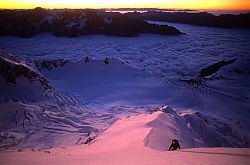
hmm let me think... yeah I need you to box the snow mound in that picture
[144,106,249,150]
[145,107,225,150]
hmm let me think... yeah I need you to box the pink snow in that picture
[1,112,249,165]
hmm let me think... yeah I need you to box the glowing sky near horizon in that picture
[1,0,250,10]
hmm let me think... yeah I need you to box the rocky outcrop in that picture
[35,59,69,71]
[0,8,183,38]
[180,59,237,86]
[198,59,237,78]
[0,50,52,90]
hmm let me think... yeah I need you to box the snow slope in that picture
[0,52,110,149]
[0,51,180,149]
[0,49,250,150]
[37,57,177,108]
[0,111,249,165]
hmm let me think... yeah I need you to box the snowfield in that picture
[0,51,249,150]
[1,111,249,165]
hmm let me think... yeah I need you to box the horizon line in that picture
[1,7,250,11]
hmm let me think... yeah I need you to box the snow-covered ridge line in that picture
[34,56,138,72]
[0,50,52,90]
[145,106,248,150]
[35,59,69,71]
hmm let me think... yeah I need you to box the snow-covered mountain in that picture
[0,49,249,150]
[0,8,183,38]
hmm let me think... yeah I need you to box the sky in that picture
[1,0,250,10]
